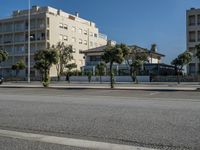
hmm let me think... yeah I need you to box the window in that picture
[189,63,196,74]
[189,15,195,26]
[78,28,82,34]
[72,37,76,43]
[189,31,196,42]
[79,39,82,44]
[59,35,63,41]
[198,31,200,42]
[90,56,101,62]
[84,30,87,35]
[94,33,98,38]
[90,41,93,47]
[72,26,76,32]
[95,43,98,47]
[63,36,68,41]
[47,17,50,28]
[84,40,87,45]
[198,15,200,25]
[90,32,93,37]
[63,24,68,30]
[59,23,63,28]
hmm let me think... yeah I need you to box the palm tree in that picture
[34,48,59,87]
[65,63,77,83]
[12,60,26,77]
[102,45,124,88]
[171,51,192,84]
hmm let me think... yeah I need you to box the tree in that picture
[125,47,148,82]
[171,51,192,84]
[0,49,8,65]
[96,62,106,83]
[87,71,92,83]
[0,50,8,78]
[54,42,74,81]
[65,63,77,83]
[12,60,26,77]
[34,48,58,87]
[102,45,124,88]
[196,44,200,75]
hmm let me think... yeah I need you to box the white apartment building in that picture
[0,6,107,78]
[186,8,200,75]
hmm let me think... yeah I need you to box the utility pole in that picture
[28,0,31,83]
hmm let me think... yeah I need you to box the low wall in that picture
[152,76,200,82]
[69,76,150,82]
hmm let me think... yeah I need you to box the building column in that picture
[93,66,95,76]
[116,65,119,76]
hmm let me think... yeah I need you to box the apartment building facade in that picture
[186,8,200,75]
[0,6,107,78]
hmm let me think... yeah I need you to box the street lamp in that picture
[28,0,31,83]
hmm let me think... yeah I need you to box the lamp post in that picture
[28,0,31,83]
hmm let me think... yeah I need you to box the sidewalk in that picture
[0,81,199,91]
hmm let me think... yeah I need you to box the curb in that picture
[0,85,198,91]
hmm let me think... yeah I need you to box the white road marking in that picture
[0,129,157,150]
[149,92,160,96]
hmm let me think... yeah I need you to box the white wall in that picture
[68,76,150,82]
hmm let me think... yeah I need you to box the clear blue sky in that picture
[1,0,200,63]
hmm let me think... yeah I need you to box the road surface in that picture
[0,88,199,150]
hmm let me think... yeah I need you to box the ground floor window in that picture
[189,63,196,74]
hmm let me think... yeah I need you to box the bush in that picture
[42,80,50,87]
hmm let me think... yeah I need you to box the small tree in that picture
[96,62,106,83]
[0,49,8,66]
[34,48,58,87]
[171,51,192,84]
[196,44,200,75]
[102,45,124,88]
[126,47,148,82]
[87,71,92,83]
[54,42,74,81]
[65,63,77,83]
[11,64,18,76]
[12,60,26,77]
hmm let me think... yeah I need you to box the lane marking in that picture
[149,92,160,96]
[0,129,157,150]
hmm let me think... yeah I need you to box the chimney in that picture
[150,44,157,52]
[75,12,79,17]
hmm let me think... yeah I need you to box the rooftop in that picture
[0,6,96,28]
[81,45,165,57]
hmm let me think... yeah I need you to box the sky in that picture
[0,0,200,63]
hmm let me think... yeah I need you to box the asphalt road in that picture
[0,88,200,150]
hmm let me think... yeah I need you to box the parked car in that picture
[0,76,4,84]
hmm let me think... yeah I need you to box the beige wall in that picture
[0,6,108,78]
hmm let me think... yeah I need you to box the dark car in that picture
[0,76,4,84]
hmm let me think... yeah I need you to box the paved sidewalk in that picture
[0,81,199,91]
